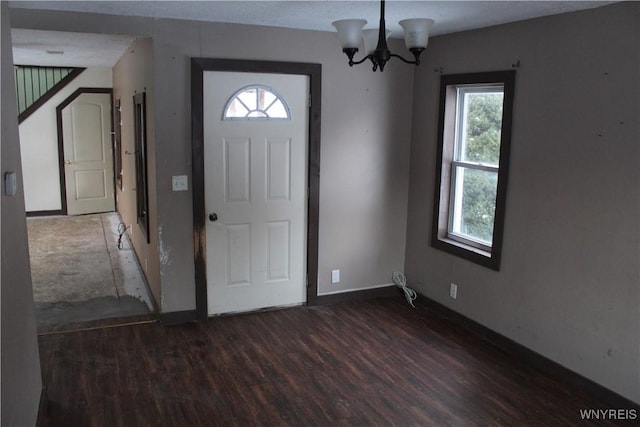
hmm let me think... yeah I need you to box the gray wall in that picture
[152,19,413,310]
[1,3,43,425]
[112,37,161,306]
[9,9,413,313]
[8,0,635,409]
[405,2,639,403]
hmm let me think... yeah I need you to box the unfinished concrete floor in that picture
[27,212,154,331]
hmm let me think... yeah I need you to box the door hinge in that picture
[308,92,312,107]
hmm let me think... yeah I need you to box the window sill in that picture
[443,236,491,257]
[432,236,500,271]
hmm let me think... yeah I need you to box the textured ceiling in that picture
[9,1,615,67]
[12,29,136,67]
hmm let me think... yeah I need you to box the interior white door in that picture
[62,92,115,215]
[204,71,309,315]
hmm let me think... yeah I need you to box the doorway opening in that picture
[11,29,153,332]
[27,212,155,333]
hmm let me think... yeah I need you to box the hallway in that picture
[27,212,154,332]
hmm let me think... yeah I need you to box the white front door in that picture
[62,92,115,215]
[204,71,309,315]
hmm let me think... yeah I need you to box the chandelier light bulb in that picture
[332,19,367,49]
[399,18,434,49]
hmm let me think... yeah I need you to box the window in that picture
[432,71,515,270]
[223,85,290,120]
[133,92,150,243]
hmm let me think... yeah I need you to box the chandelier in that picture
[332,0,434,72]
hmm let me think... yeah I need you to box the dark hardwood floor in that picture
[38,297,637,426]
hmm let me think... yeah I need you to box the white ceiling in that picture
[9,1,615,67]
[12,29,137,67]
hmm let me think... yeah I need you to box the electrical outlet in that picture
[450,283,458,299]
[331,269,340,284]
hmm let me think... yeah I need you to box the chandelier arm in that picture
[390,47,426,66]
[350,55,373,66]
[388,53,418,65]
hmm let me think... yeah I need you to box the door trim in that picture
[191,58,322,320]
[56,87,114,215]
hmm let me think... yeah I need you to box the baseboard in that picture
[315,285,400,305]
[26,209,64,217]
[414,294,640,409]
[159,310,197,325]
[36,386,47,427]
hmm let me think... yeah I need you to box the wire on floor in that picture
[117,222,129,250]
[392,272,417,308]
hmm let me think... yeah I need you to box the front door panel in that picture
[204,72,309,315]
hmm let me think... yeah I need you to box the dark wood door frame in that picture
[191,58,322,320]
[54,87,114,216]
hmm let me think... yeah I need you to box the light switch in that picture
[4,171,17,196]
[172,175,188,191]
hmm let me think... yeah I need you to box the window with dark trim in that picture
[133,92,150,243]
[432,71,515,270]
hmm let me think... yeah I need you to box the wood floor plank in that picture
[37,298,637,426]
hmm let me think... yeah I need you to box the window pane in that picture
[226,98,249,117]
[460,91,503,166]
[258,89,277,110]
[451,166,498,244]
[223,85,291,120]
[264,99,288,118]
[237,89,258,110]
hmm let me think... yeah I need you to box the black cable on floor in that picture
[117,222,128,249]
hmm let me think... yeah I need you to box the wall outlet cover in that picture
[450,283,458,299]
[331,269,340,284]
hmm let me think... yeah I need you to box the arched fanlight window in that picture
[223,85,291,120]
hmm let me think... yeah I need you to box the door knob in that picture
[209,212,218,222]
[65,160,72,164]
